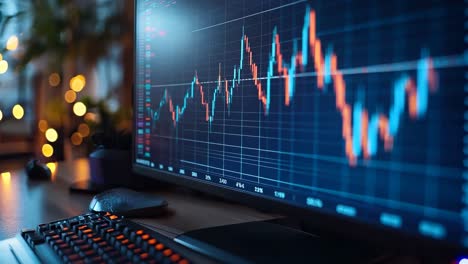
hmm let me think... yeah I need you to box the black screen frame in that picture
[131,0,464,256]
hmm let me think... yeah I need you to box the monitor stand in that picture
[175,219,387,263]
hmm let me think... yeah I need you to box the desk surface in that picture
[0,159,448,263]
[0,158,276,240]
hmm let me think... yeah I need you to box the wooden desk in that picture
[0,158,276,240]
[0,159,444,263]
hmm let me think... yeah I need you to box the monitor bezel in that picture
[132,0,463,255]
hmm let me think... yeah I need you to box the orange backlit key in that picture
[82,229,92,234]
[109,215,118,220]
[136,230,144,235]
[170,254,181,262]
[140,253,149,260]
[179,259,189,264]
[155,243,164,251]
[163,249,173,257]
[127,243,136,250]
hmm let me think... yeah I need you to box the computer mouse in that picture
[25,159,51,180]
[89,188,168,217]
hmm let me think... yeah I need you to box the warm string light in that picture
[0,60,8,74]
[38,120,48,132]
[73,102,87,116]
[1,172,11,184]
[12,104,24,119]
[71,132,83,146]
[42,144,54,157]
[78,123,90,137]
[70,75,86,92]
[49,73,61,87]
[46,162,58,181]
[6,35,18,51]
[46,162,57,172]
[84,112,97,122]
[64,90,77,103]
[39,122,58,158]
[45,128,58,142]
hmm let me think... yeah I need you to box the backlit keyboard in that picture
[20,212,215,264]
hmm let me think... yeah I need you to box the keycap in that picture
[89,236,103,244]
[69,219,79,227]
[114,220,126,230]
[85,255,103,263]
[163,249,173,257]
[24,232,45,246]
[78,249,96,258]
[61,231,75,239]
[78,228,93,237]
[74,224,87,232]
[90,220,105,228]
[58,248,74,257]
[98,245,114,254]
[66,235,79,243]
[63,253,81,262]
[37,224,48,232]
[74,244,92,252]
[70,239,86,248]
[46,234,60,244]
[170,254,181,262]
[155,243,165,251]
[178,259,190,264]
[136,233,151,245]
[43,230,57,236]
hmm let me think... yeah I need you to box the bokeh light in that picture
[6,35,18,51]
[70,75,86,92]
[42,144,54,157]
[71,132,83,146]
[12,104,24,120]
[84,112,97,122]
[64,90,77,103]
[49,73,61,87]
[1,172,11,184]
[45,128,58,142]
[46,162,56,172]
[38,120,48,132]
[0,60,8,74]
[46,162,57,176]
[0,110,3,121]
[73,102,87,116]
[78,123,90,137]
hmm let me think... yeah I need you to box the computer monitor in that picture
[133,0,467,251]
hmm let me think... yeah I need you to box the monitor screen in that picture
[134,0,467,248]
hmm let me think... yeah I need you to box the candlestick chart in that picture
[146,5,440,165]
[135,0,467,246]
